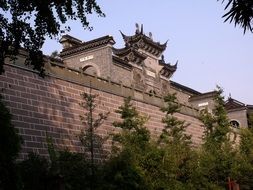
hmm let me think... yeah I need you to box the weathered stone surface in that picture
[0,64,203,159]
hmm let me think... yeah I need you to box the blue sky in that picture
[42,0,253,104]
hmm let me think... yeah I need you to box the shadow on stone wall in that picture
[0,65,83,158]
[0,62,204,159]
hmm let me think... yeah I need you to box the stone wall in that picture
[0,63,204,159]
[170,86,192,106]
[227,109,248,128]
[110,62,132,86]
[63,45,113,78]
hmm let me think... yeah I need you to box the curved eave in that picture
[142,35,167,51]
[159,61,177,71]
[120,30,131,43]
[113,47,147,60]
[61,36,115,57]
[130,34,166,51]
[120,31,166,52]
[159,67,177,78]
[112,47,129,56]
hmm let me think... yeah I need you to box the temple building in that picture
[59,24,253,129]
[1,25,252,157]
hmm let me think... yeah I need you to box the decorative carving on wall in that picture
[133,69,145,90]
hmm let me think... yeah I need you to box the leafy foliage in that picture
[102,150,150,190]
[200,87,231,147]
[79,89,109,189]
[220,0,253,33]
[151,93,195,189]
[19,153,49,190]
[0,0,104,75]
[54,151,92,190]
[108,95,196,190]
[197,87,237,189]
[79,90,109,160]
[234,125,253,189]
[0,95,22,190]
[19,150,93,190]
[5,90,253,189]
[0,95,21,161]
[159,93,191,145]
[112,97,150,148]
[104,97,151,189]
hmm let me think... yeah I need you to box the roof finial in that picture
[149,32,153,40]
[140,24,143,34]
[119,30,125,38]
[161,54,165,62]
[175,60,178,67]
[135,23,140,34]
[229,93,232,99]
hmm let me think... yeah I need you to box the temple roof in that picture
[225,97,247,110]
[120,24,167,57]
[60,34,82,45]
[158,55,177,78]
[60,35,115,57]
[113,47,146,58]
[224,97,253,112]
[112,47,147,65]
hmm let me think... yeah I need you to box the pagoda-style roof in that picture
[113,47,147,65]
[158,56,177,79]
[225,97,247,110]
[60,35,115,57]
[120,24,167,57]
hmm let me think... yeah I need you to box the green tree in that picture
[112,96,150,148]
[144,93,196,189]
[79,88,109,190]
[233,117,253,189]
[103,97,150,190]
[106,95,197,190]
[19,153,49,190]
[55,151,92,190]
[19,147,92,190]
[159,93,191,146]
[196,87,237,189]
[0,0,104,75]
[0,95,22,190]
[50,50,59,58]
[201,87,231,147]
[219,0,253,33]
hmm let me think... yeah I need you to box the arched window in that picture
[83,65,97,76]
[82,63,100,77]
[230,120,240,129]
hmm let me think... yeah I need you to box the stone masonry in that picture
[0,63,203,159]
[1,25,252,159]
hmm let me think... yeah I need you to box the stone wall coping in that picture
[5,61,200,118]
